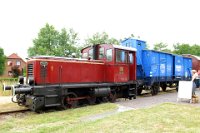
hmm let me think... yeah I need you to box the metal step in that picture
[45,103,61,107]
[45,95,58,98]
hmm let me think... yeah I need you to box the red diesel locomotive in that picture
[3,44,137,112]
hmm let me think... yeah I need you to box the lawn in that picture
[74,103,200,133]
[1,103,200,133]
[0,103,118,133]
[0,80,16,96]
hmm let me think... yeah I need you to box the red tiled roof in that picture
[7,53,21,59]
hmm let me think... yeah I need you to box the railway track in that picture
[0,109,30,116]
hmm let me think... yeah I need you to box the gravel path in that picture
[0,96,12,105]
[116,88,200,109]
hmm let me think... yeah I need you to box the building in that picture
[1,53,26,78]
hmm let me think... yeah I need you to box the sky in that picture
[0,0,200,59]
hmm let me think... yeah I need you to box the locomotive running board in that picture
[33,82,135,89]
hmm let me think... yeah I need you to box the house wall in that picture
[1,58,26,78]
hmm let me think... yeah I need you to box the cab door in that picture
[128,52,136,81]
[114,49,129,82]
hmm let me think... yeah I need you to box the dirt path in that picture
[0,96,12,105]
[116,89,200,109]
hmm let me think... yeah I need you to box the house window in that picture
[7,61,12,66]
[16,60,21,66]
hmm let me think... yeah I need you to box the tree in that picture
[191,44,200,56]
[153,42,171,52]
[173,43,200,56]
[11,65,21,78]
[56,28,79,57]
[173,43,192,55]
[85,32,119,46]
[28,23,79,57]
[0,48,6,75]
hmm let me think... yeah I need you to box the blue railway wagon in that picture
[173,55,184,79]
[121,38,192,95]
[173,55,192,81]
[142,50,173,83]
[182,57,192,80]
[140,50,174,94]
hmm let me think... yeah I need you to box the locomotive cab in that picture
[81,44,137,82]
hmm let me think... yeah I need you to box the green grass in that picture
[0,80,16,96]
[0,103,117,133]
[1,103,200,133]
[73,103,200,133]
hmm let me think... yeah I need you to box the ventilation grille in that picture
[28,64,34,76]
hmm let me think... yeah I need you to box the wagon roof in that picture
[182,54,200,60]
[113,45,137,52]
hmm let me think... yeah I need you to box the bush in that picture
[11,65,21,78]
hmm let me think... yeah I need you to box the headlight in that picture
[28,76,34,85]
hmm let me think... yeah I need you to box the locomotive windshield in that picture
[99,47,105,59]
[82,52,88,59]
[116,49,127,63]
[106,49,112,61]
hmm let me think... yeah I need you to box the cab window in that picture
[88,49,93,59]
[129,53,134,64]
[99,47,104,59]
[116,49,127,63]
[106,49,112,61]
[82,52,88,59]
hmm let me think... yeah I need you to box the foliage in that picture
[0,47,6,75]
[153,42,172,52]
[173,43,191,54]
[173,43,200,56]
[85,32,119,46]
[28,23,79,57]
[11,65,21,78]
[23,67,26,77]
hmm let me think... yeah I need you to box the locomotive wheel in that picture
[109,92,117,103]
[62,92,78,109]
[87,96,96,105]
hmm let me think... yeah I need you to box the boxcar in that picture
[121,38,192,95]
